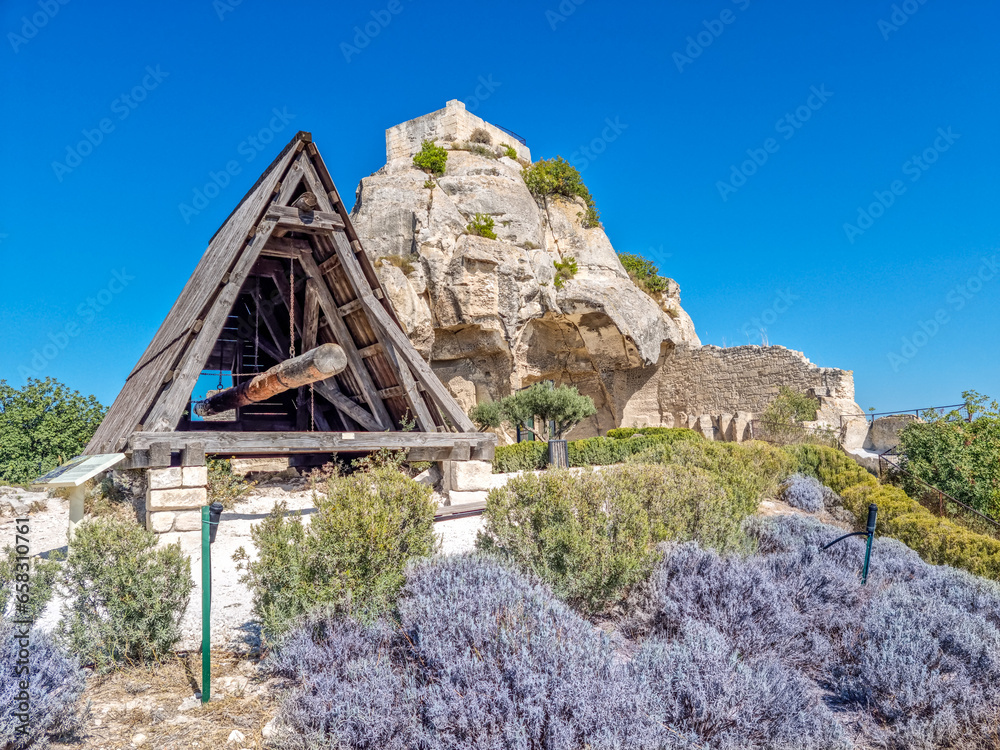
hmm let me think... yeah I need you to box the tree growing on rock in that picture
[469,382,596,440]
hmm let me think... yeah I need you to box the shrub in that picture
[0,546,62,622]
[234,467,437,641]
[478,469,654,612]
[468,127,492,145]
[552,256,578,289]
[412,139,447,174]
[783,443,878,494]
[423,178,434,189]
[267,556,672,749]
[377,254,416,275]
[762,385,820,425]
[522,156,601,227]
[465,212,496,239]
[0,378,106,486]
[491,440,548,473]
[898,390,1000,518]
[0,625,86,749]
[630,516,1000,748]
[606,426,701,441]
[501,143,517,159]
[58,517,192,670]
[468,399,502,431]
[637,439,795,513]
[617,252,669,296]
[473,382,597,442]
[841,482,1000,580]
[568,434,681,467]
[478,464,755,611]
[207,458,256,509]
[781,473,825,512]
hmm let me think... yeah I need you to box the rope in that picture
[288,259,296,358]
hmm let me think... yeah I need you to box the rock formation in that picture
[351,100,866,442]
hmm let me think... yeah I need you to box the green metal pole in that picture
[861,504,877,586]
[201,505,210,704]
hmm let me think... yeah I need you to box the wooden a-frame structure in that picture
[85,131,492,466]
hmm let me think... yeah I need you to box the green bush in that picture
[0,546,62,621]
[469,127,492,145]
[234,466,437,641]
[0,377,106,486]
[897,391,1000,518]
[841,483,1000,580]
[635,440,795,512]
[207,458,256,509]
[501,143,518,159]
[568,435,676,467]
[413,140,448,175]
[492,441,548,473]
[762,385,820,425]
[58,517,192,670]
[477,464,755,612]
[522,157,600,228]
[606,426,702,442]
[783,443,877,495]
[553,257,578,289]
[617,253,669,296]
[466,212,497,239]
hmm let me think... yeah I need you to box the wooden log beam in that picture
[193,344,347,417]
[129,430,496,457]
[291,191,320,212]
[262,237,311,258]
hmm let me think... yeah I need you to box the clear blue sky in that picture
[1,0,997,413]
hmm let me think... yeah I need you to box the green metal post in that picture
[861,504,877,586]
[201,504,210,704]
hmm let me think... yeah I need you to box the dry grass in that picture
[51,650,282,750]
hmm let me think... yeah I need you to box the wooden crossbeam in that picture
[262,237,311,258]
[266,205,345,233]
[312,380,381,431]
[129,430,496,458]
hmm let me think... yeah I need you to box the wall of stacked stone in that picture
[385,99,532,163]
[145,466,208,535]
[656,344,854,416]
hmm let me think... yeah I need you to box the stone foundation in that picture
[146,465,208,537]
[441,459,493,505]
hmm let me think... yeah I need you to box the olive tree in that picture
[469,382,596,440]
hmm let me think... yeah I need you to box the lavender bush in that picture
[780,473,825,512]
[0,623,86,749]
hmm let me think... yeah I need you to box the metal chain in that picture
[288,259,296,358]
[310,383,315,431]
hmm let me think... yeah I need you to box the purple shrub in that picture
[0,623,86,749]
[780,473,825,512]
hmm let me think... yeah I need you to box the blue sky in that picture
[1,0,997,413]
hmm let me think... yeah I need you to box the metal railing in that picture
[861,403,971,423]
[878,448,1000,534]
[495,124,527,145]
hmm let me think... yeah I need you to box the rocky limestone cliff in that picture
[351,100,865,441]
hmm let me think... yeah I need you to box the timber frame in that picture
[85,131,492,467]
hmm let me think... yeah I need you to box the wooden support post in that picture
[149,442,172,468]
[181,442,206,467]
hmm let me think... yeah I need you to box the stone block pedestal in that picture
[146,466,208,538]
[441,459,493,506]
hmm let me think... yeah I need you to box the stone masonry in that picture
[146,465,208,536]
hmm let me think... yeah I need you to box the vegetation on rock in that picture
[465,212,496,239]
[552,256,578,289]
[617,252,670,296]
[412,139,447,175]
[522,156,601,228]
[500,142,517,159]
[762,385,820,424]
[0,378,105,486]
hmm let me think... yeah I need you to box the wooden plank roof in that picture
[85,131,475,454]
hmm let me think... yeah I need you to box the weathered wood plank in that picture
[265,205,345,232]
[263,237,311,258]
[337,298,363,317]
[296,251,392,429]
[302,281,319,350]
[383,339,436,431]
[311,380,382,431]
[130,430,496,455]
